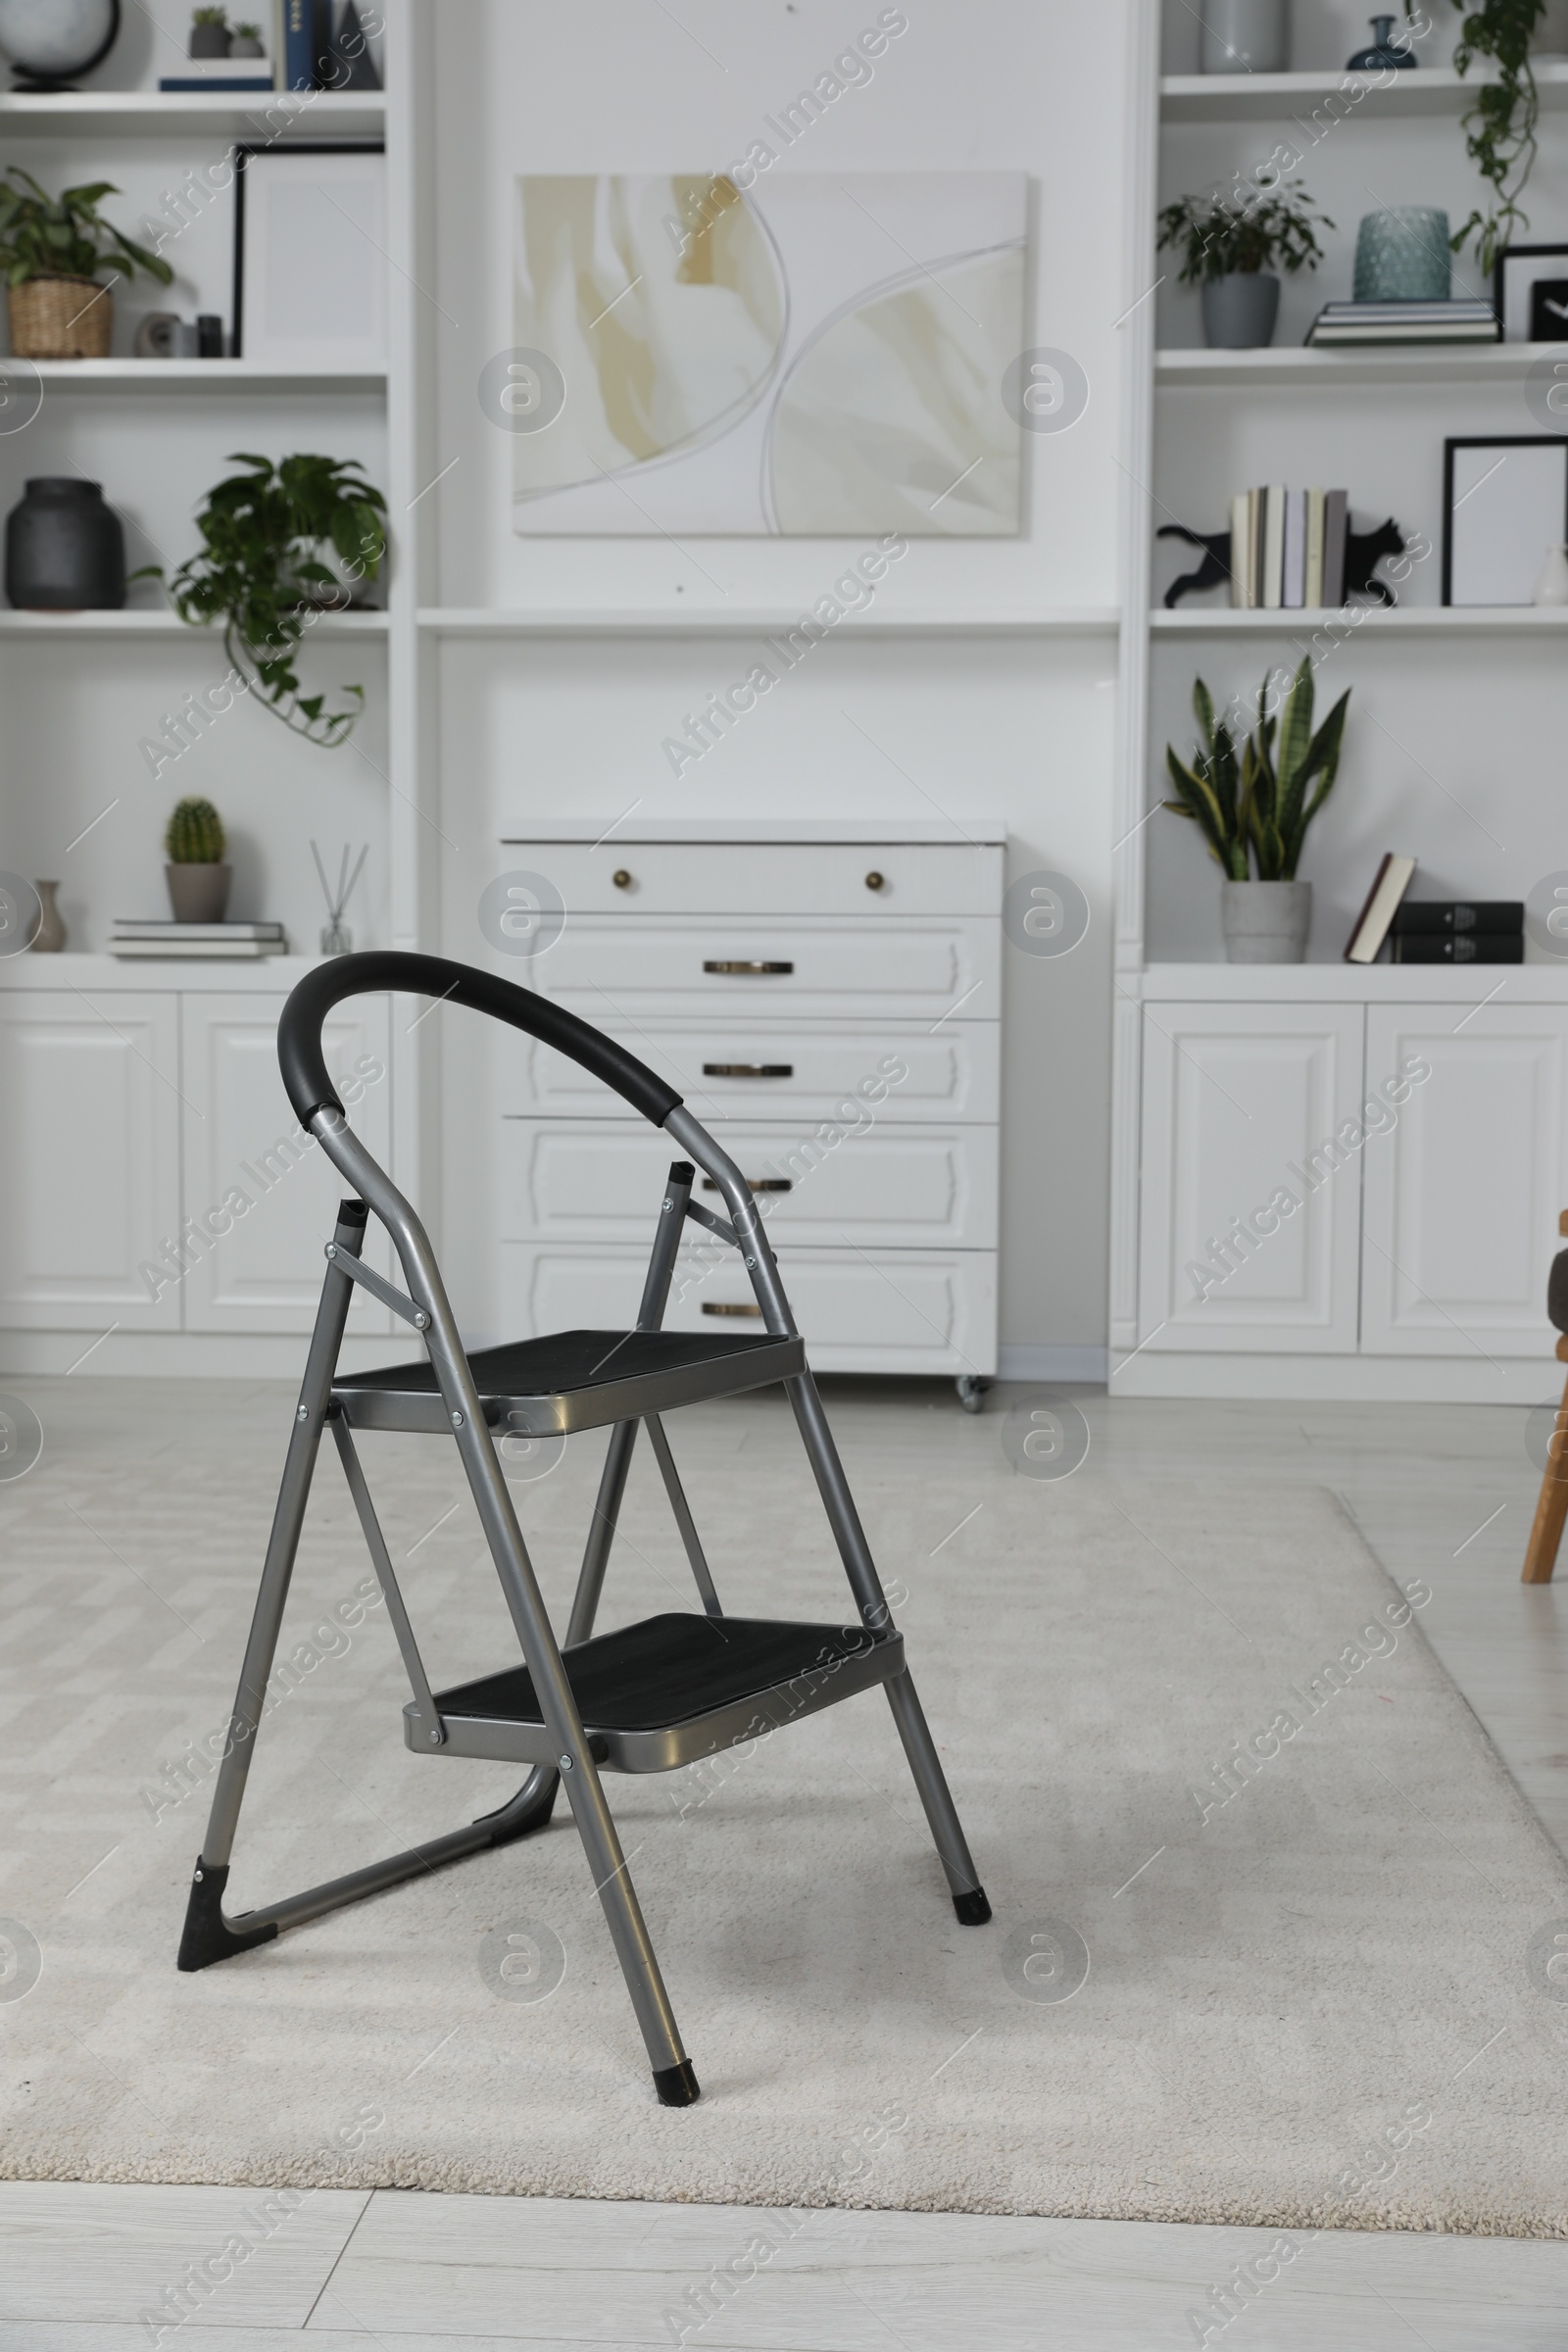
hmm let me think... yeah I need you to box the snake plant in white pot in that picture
[1164,658,1351,962]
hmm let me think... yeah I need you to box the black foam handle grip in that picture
[278,953,683,1129]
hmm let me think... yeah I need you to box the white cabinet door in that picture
[0,991,181,1330]
[178,995,394,1335]
[531,916,1001,1022]
[1362,1005,1564,1356]
[1138,1002,1366,1351]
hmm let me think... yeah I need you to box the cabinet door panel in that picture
[0,991,180,1329]
[1362,1007,1564,1355]
[179,996,393,1335]
[1138,1003,1365,1350]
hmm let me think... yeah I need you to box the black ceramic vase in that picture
[5,477,124,609]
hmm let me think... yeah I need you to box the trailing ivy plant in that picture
[143,454,388,748]
[1441,0,1548,274]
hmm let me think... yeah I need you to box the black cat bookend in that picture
[1157,517,1407,608]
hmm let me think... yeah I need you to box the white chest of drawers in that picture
[494,820,1004,1390]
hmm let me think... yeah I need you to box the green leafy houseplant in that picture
[1164,660,1351,881]
[1156,183,1334,284]
[1435,0,1548,272]
[165,797,225,864]
[0,166,172,287]
[149,455,388,747]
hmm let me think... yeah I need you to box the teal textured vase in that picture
[1353,208,1450,302]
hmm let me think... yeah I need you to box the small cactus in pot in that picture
[165,796,231,923]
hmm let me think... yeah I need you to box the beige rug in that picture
[2,1390,1567,2232]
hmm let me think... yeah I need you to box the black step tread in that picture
[437,1612,880,1733]
[334,1327,790,1401]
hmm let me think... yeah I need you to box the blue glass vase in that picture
[1348,14,1416,68]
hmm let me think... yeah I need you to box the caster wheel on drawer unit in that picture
[956,1376,990,1415]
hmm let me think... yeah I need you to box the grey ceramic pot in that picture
[1222,880,1311,963]
[1201,0,1290,72]
[1201,272,1281,350]
[166,862,231,922]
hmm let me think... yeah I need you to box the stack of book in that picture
[1306,299,1498,347]
[1229,487,1348,609]
[1393,901,1524,964]
[158,55,275,92]
[110,921,287,961]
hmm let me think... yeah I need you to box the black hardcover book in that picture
[312,0,335,86]
[1393,900,1524,936]
[1393,934,1524,963]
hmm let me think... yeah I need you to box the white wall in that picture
[417,0,1140,1363]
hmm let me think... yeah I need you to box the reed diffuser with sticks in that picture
[312,840,367,957]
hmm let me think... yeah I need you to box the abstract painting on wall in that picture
[506,172,1028,536]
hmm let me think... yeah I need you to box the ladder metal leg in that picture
[567,1417,638,1646]
[646,1413,722,1618]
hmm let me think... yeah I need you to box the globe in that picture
[0,0,120,86]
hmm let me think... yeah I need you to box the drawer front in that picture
[526,917,1000,1021]
[500,1120,999,1250]
[500,1242,999,1376]
[498,840,1003,917]
[497,1021,1001,1125]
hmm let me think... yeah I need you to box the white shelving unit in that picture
[1109,8,1568,1402]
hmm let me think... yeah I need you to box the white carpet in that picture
[2,1395,1567,2232]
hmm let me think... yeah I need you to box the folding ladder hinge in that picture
[324,1242,429,1329]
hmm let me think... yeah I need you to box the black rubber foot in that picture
[953,1886,993,1926]
[654,2058,702,2107]
[176,1859,278,1972]
[474,1770,560,1849]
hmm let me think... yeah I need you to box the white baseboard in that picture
[997,1344,1109,1384]
[1108,1350,1560,1404]
[0,1331,416,1379]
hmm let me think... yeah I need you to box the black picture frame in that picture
[1443,435,1568,606]
[1492,242,1568,342]
[231,140,386,361]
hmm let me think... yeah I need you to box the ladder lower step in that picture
[407,1612,905,1774]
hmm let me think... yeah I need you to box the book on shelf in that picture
[1227,485,1346,610]
[1306,299,1499,347]
[158,57,274,89]
[1392,901,1524,937]
[109,940,288,958]
[111,920,284,939]
[1393,933,1524,963]
[284,0,315,89]
[1345,854,1417,963]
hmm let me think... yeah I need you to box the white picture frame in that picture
[233,144,387,368]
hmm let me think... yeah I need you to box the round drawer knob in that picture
[612,869,633,890]
[865,870,886,893]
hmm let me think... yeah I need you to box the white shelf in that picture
[1140,961,1567,1003]
[1160,62,1568,122]
[0,89,384,138]
[0,953,327,990]
[418,606,1121,639]
[19,359,386,391]
[1156,344,1560,388]
[1152,606,1568,634]
[0,609,387,635]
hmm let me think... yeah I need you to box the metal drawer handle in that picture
[703,1176,792,1194]
[702,1300,764,1317]
[702,1062,794,1079]
[703,959,794,975]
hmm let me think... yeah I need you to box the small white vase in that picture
[1222,879,1311,963]
[1201,0,1290,74]
[1534,545,1568,607]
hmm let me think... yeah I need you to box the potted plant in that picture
[146,454,388,746]
[1157,181,1333,349]
[1440,0,1548,272]
[165,797,230,923]
[228,19,265,56]
[188,6,230,57]
[0,168,172,359]
[1164,659,1350,962]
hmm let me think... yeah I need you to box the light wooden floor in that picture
[5,1381,1568,2347]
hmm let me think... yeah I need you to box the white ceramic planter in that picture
[1222,879,1311,963]
[1201,0,1289,74]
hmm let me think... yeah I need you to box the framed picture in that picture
[1444,436,1568,606]
[1493,243,1568,342]
[233,144,387,366]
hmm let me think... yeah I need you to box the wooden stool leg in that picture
[1523,1367,1568,1584]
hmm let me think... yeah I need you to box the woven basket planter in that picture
[9,276,113,360]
